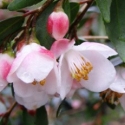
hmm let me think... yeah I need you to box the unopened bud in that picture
[47,11,69,40]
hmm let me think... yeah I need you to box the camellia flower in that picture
[7,43,59,108]
[51,39,117,99]
[47,11,69,40]
[0,53,13,91]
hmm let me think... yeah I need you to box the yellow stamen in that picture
[32,79,46,86]
[40,79,46,86]
[71,58,93,81]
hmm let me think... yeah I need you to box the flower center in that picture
[66,50,93,81]
[100,89,123,108]
[32,79,46,86]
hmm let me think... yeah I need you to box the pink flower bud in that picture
[47,11,69,40]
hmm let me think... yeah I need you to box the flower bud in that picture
[47,11,69,40]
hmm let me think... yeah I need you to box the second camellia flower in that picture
[51,39,118,99]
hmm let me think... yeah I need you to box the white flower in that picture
[7,43,59,109]
[51,39,117,99]
[0,53,13,91]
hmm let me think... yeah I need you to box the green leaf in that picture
[35,106,48,125]
[96,0,112,22]
[105,0,125,62]
[8,0,43,11]
[0,16,24,42]
[56,99,72,117]
[22,109,35,125]
[36,2,57,49]
[63,0,70,21]
[70,2,80,23]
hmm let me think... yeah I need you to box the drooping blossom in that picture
[0,53,13,91]
[7,43,59,109]
[47,11,69,40]
[51,39,117,99]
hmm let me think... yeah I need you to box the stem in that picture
[79,0,92,4]
[79,36,109,40]
[37,0,54,17]
[68,0,94,39]
[23,10,38,17]
[1,102,17,125]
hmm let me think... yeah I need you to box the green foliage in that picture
[36,2,57,49]
[105,0,125,62]
[8,0,43,11]
[70,2,80,23]
[22,109,35,125]
[22,106,48,125]
[96,0,112,22]
[35,106,48,125]
[63,0,70,21]
[0,16,24,42]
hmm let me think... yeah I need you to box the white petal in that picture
[58,55,73,99]
[73,42,117,58]
[15,91,49,110]
[119,94,125,111]
[7,53,27,83]
[43,63,59,95]
[16,51,54,83]
[110,67,125,93]
[80,50,116,92]
[13,79,36,97]
[0,79,8,91]
[50,39,74,58]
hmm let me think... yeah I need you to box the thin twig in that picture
[37,0,54,18]
[79,0,92,4]
[23,10,38,17]
[1,102,17,125]
[79,36,109,40]
[68,0,94,39]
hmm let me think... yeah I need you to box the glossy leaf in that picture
[70,2,79,23]
[96,0,112,22]
[22,109,35,125]
[56,99,72,117]
[35,106,48,125]
[105,0,125,62]
[0,16,24,42]
[8,0,43,11]
[63,0,70,22]
[36,2,57,49]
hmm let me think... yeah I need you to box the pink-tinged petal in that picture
[16,51,54,83]
[119,94,125,111]
[110,67,125,93]
[50,39,74,58]
[8,43,54,83]
[15,91,49,110]
[58,55,73,99]
[0,54,13,90]
[73,42,117,58]
[43,63,59,95]
[47,11,69,40]
[80,50,116,92]
[7,54,28,83]
[13,79,36,97]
